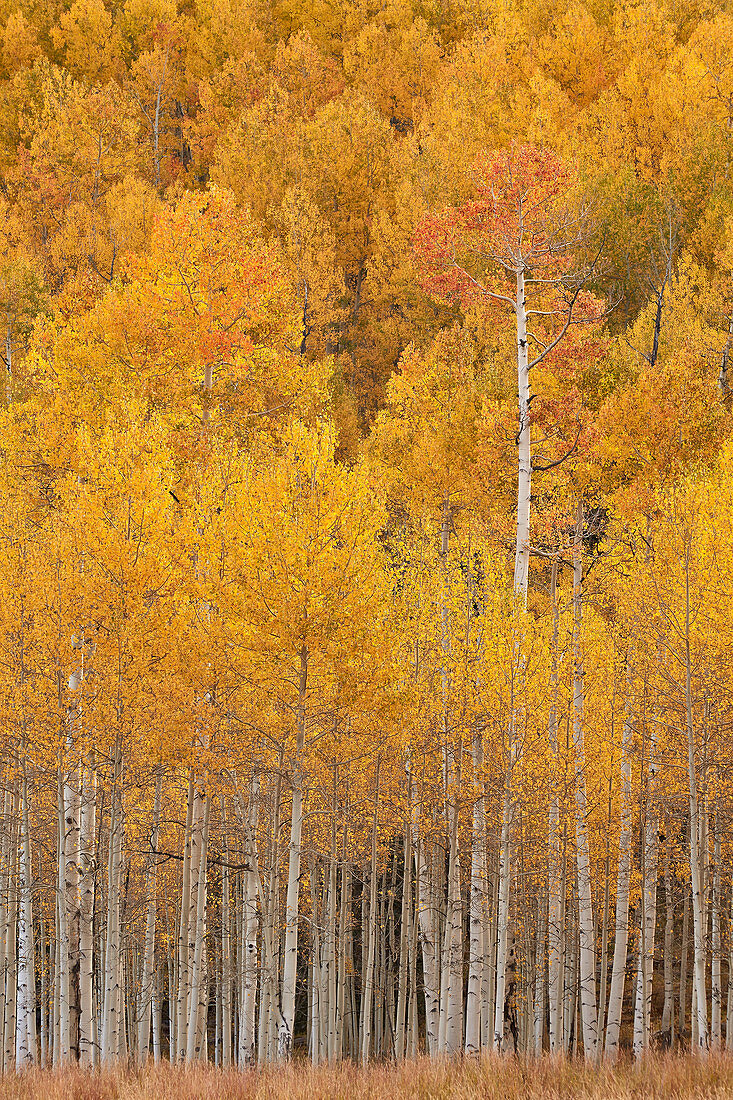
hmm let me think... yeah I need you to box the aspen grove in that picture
[2,0,733,1075]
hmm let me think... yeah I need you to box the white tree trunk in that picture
[360,767,379,1064]
[138,770,162,1063]
[440,778,463,1053]
[513,266,531,600]
[547,559,562,1054]
[711,819,722,1048]
[604,690,634,1061]
[101,750,124,1062]
[186,793,210,1061]
[494,780,512,1051]
[633,718,659,1059]
[78,765,96,1066]
[684,543,709,1051]
[465,733,486,1055]
[16,777,36,1067]
[412,772,439,1054]
[280,647,308,1058]
[571,501,598,1062]
[241,780,260,1065]
[660,846,675,1043]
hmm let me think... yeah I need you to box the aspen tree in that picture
[547,559,563,1054]
[360,762,380,1064]
[571,501,598,1061]
[683,528,709,1051]
[78,765,96,1066]
[280,646,308,1059]
[465,733,486,1055]
[633,701,659,1058]
[15,776,35,1068]
[138,771,162,1062]
[604,694,635,1061]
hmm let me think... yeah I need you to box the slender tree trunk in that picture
[101,749,124,1062]
[661,844,675,1044]
[684,538,709,1050]
[440,757,463,1054]
[360,764,380,1064]
[533,891,546,1055]
[326,779,338,1064]
[241,779,260,1064]
[571,501,598,1062]
[466,733,486,1055]
[633,710,659,1058]
[597,773,612,1051]
[680,882,690,1044]
[413,770,439,1054]
[56,771,70,1064]
[186,793,211,1061]
[605,689,634,1061]
[138,769,162,1063]
[547,559,563,1054]
[16,776,36,1068]
[78,765,96,1066]
[514,265,531,599]
[280,646,308,1058]
[711,816,722,1048]
[221,802,232,1067]
[721,880,726,1051]
[175,774,194,1060]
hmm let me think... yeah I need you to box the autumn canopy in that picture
[0,0,731,1073]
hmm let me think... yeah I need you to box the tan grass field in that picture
[0,1056,732,1100]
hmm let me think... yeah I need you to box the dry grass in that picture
[1,1055,733,1100]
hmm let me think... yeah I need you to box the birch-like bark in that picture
[494,782,512,1051]
[633,711,659,1058]
[604,692,634,1061]
[4,825,17,1074]
[184,781,205,1058]
[661,844,675,1044]
[482,844,497,1050]
[571,501,598,1062]
[679,882,689,1041]
[241,779,260,1064]
[412,771,439,1053]
[721,880,726,1051]
[138,769,162,1063]
[465,732,486,1055]
[16,776,36,1067]
[360,764,379,1064]
[280,646,308,1058]
[684,538,709,1050]
[78,765,96,1066]
[56,771,70,1064]
[597,773,612,1051]
[336,824,348,1061]
[101,749,124,1062]
[514,265,531,599]
[711,816,722,1048]
[186,793,210,1061]
[221,803,232,1067]
[547,559,562,1053]
[40,915,48,1068]
[533,893,546,1055]
[326,778,338,1064]
[440,760,463,1053]
[394,816,411,1059]
[0,789,12,1075]
[175,773,194,1060]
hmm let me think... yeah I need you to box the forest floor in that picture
[0,1055,732,1100]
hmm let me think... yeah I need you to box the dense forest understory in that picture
[1,0,733,1074]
